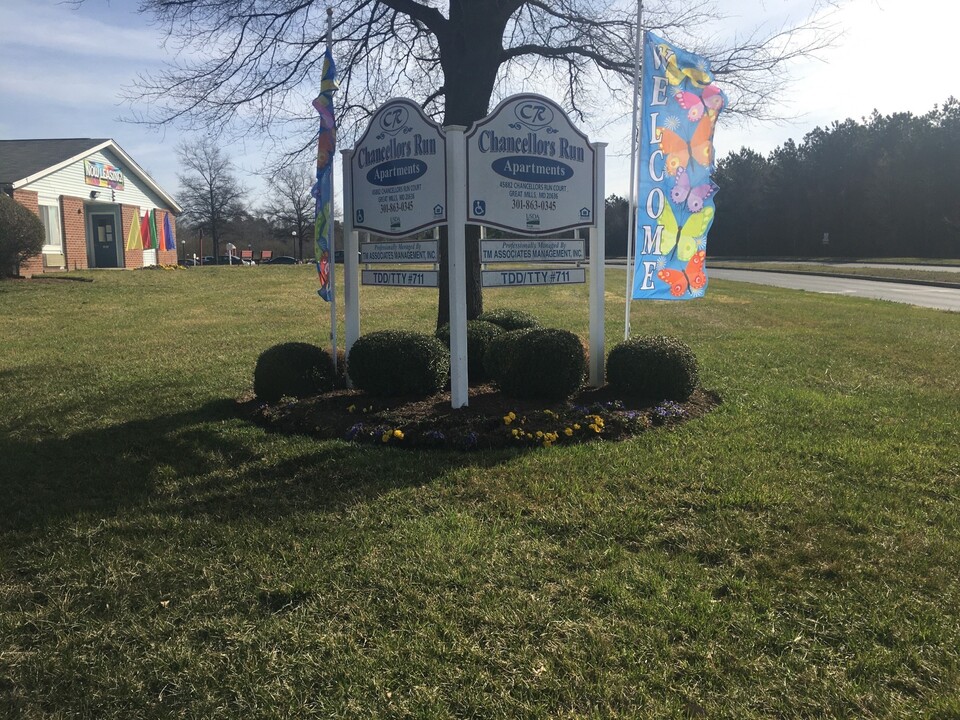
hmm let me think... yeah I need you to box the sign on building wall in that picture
[83,159,125,190]
[351,98,447,237]
[466,94,595,235]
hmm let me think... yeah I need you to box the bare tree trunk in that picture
[434,2,508,329]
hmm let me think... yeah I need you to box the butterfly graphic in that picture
[674,84,725,122]
[657,250,707,297]
[657,115,717,175]
[671,166,718,213]
[657,200,714,262]
[656,44,713,87]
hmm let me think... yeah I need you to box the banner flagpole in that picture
[326,8,338,374]
[624,0,644,340]
[312,9,338,371]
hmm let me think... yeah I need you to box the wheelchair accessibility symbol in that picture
[472,200,486,216]
[356,209,364,223]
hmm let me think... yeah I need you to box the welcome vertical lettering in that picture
[632,33,726,301]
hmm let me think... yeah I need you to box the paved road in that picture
[750,261,960,273]
[709,269,960,312]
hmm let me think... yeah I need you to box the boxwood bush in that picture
[435,319,503,383]
[482,328,532,384]
[606,335,700,401]
[254,342,335,402]
[348,330,449,396]
[476,308,541,331]
[487,327,585,400]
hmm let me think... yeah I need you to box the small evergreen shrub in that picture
[435,320,503,383]
[254,342,335,401]
[348,330,449,396]
[489,327,586,400]
[482,327,534,384]
[477,308,541,331]
[606,335,700,401]
[0,192,44,277]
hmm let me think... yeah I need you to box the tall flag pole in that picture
[631,33,725,302]
[313,8,338,372]
[624,0,644,339]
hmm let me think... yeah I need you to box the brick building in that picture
[0,139,182,276]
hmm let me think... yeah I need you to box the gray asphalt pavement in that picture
[708,268,960,312]
[751,261,960,273]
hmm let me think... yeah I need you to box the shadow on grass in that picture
[0,399,519,532]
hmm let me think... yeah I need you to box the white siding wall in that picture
[20,148,174,211]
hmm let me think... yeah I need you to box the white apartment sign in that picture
[361,270,439,287]
[351,98,447,237]
[360,240,438,264]
[466,94,595,234]
[481,239,585,263]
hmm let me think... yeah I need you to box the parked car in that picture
[264,255,299,265]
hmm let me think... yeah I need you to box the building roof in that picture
[0,138,181,214]
[0,138,109,185]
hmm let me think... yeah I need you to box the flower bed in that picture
[241,383,720,451]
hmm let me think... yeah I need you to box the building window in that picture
[39,203,63,252]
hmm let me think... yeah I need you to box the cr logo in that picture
[378,104,409,135]
[514,101,554,130]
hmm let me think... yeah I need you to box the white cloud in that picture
[0,1,169,63]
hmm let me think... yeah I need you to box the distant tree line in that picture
[709,98,960,258]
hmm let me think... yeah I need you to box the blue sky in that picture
[2,0,956,203]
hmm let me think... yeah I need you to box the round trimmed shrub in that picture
[606,335,699,401]
[482,328,533,383]
[254,342,335,401]
[476,308,541,331]
[489,327,586,400]
[435,320,503,383]
[348,330,449,396]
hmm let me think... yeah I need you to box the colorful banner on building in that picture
[125,213,142,251]
[84,159,125,190]
[311,48,337,302]
[149,209,159,250]
[139,212,152,251]
[163,213,176,251]
[633,33,726,300]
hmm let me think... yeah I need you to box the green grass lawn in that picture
[2,266,959,718]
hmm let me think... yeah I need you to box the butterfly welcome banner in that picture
[633,33,726,300]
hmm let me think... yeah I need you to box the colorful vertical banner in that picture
[633,33,726,300]
[139,212,152,251]
[149,209,159,250]
[311,48,337,302]
[163,213,176,251]
[125,213,142,251]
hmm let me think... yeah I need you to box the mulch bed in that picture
[240,383,721,451]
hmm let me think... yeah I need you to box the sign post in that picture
[445,126,469,409]
[340,148,360,384]
[589,142,606,387]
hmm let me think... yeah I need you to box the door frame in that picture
[86,204,123,268]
